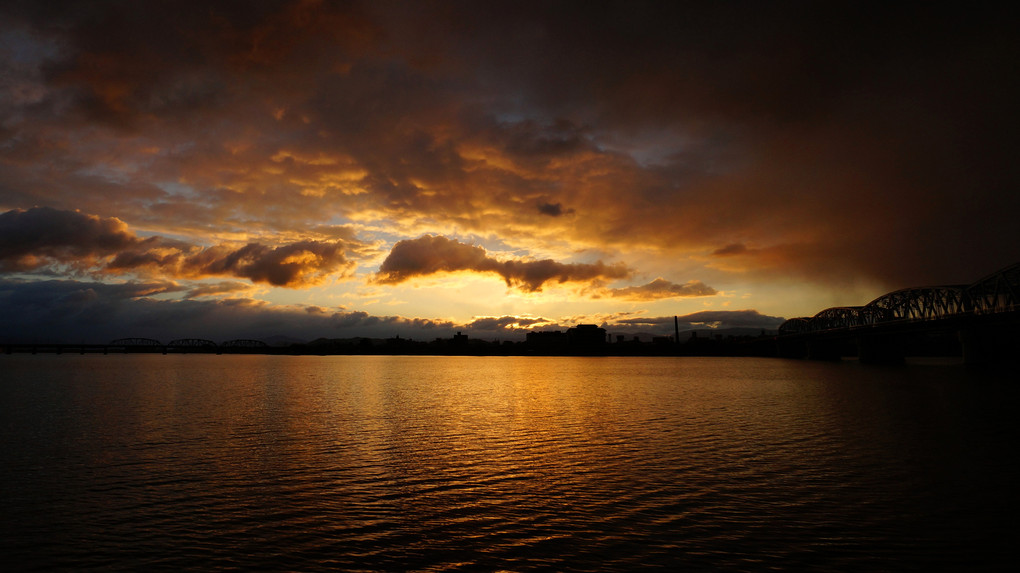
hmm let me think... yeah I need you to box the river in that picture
[1,355,1016,571]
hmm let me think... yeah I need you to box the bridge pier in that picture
[857,333,905,365]
[806,338,844,361]
[959,327,1020,366]
[776,337,809,359]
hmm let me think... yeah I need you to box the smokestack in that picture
[674,316,680,344]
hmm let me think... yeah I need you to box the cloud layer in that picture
[0,277,768,344]
[1,207,358,286]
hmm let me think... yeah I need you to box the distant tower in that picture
[674,316,680,345]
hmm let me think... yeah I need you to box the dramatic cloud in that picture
[1,207,358,287]
[606,278,717,300]
[375,235,631,292]
[0,207,138,271]
[2,1,1019,331]
[111,240,357,287]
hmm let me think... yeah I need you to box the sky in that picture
[2,0,1019,344]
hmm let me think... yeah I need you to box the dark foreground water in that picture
[1,355,1017,571]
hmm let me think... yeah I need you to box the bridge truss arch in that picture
[864,285,969,321]
[778,317,812,335]
[167,338,218,349]
[221,339,268,348]
[965,262,1020,314]
[109,338,163,347]
[809,306,893,331]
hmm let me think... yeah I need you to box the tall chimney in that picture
[674,316,680,344]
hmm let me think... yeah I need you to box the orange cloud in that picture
[125,240,356,287]
[375,234,631,292]
[184,281,255,299]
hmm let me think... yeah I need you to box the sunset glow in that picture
[2,1,1017,343]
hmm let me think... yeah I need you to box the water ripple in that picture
[1,355,1017,571]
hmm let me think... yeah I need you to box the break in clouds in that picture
[0,277,770,344]
[0,207,726,342]
[2,207,712,299]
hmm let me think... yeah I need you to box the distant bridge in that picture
[777,262,1020,364]
[222,339,269,349]
[3,338,272,355]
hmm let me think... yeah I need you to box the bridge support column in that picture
[857,333,905,365]
[776,337,809,359]
[806,338,843,361]
[959,327,1020,366]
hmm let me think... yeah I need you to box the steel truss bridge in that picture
[777,262,1020,364]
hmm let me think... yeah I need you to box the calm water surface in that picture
[1,355,1017,571]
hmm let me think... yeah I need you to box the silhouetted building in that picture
[526,330,568,347]
[452,331,468,345]
[566,324,606,346]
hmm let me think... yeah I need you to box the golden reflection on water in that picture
[1,354,1016,570]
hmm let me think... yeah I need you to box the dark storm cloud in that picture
[0,206,138,271]
[0,277,186,342]
[375,235,630,292]
[371,1,1020,287]
[1,207,359,287]
[2,0,1018,297]
[2,0,377,129]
